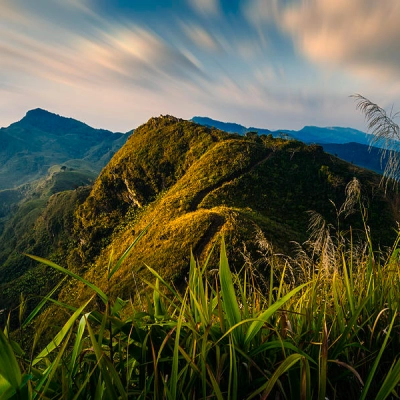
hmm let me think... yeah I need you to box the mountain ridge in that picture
[1,115,396,333]
[1,113,399,336]
[191,116,395,173]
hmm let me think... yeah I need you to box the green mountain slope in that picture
[2,115,399,331]
[0,185,91,322]
[0,108,130,241]
[57,117,400,307]
[0,108,129,190]
[0,109,132,322]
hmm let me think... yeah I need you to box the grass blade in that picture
[170,292,187,399]
[25,254,108,304]
[219,236,243,344]
[360,310,397,400]
[318,318,328,400]
[247,354,303,400]
[108,222,151,280]
[32,296,94,366]
[244,283,309,347]
[375,357,400,400]
[0,329,21,392]
[23,277,66,327]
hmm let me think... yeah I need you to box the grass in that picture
[2,115,398,337]
[2,191,400,400]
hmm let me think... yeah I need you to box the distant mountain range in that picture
[191,116,272,136]
[0,108,129,190]
[191,116,389,174]
[191,116,371,144]
[0,109,131,309]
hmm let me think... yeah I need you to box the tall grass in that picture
[1,196,400,399]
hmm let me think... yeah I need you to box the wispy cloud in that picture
[280,0,400,82]
[188,0,221,17]
[243,0,281,24]
[181,23,221,52]
[0,1,214,129]
[1,0,394,132]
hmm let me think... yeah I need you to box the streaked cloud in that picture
[243,0,281,24]
[279,0,400,81]
[181,23,221,52]
[0,1,212,128]
[1,0,398,133]
[188,0,220,17]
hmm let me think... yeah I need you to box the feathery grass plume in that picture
[339,177,362,218]
[255,227,296,286]
[289,241,314,282]
[305,210,336,271]
[353,94,400,189]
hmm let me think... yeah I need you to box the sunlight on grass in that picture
[1,187,400,398]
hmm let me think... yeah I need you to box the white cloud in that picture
[0,3,207,90]
[0,1,213,130]
[2,0,396,134]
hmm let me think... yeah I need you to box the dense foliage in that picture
[62,116,398,309]
[0,108,131,326]
[2,202,400,399]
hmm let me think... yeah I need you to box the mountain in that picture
[283,126,370,145]
[0,108,129,190]
[191,116,271,135]
[0,107,131,238]
[191,116,394,174]
[321,142,388,174]
[191,116,372,145]
[2,115,399,334]
[0,109,133,322]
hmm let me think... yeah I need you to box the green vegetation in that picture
[2,115,399,334]
[0,108,128,190]
[0,184,91,327]
[2,198,400,398]
[0,107,130,327]
[61,116,398,309]
[2,109,400,398]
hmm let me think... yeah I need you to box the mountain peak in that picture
[18,108,89,134]
[25,108,53,117]
[144,115,184,129]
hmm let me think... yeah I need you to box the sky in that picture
[1,0,400,133]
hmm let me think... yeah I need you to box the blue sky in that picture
[1,0,400,132]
